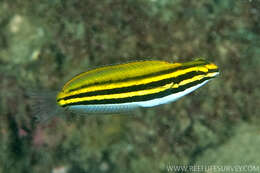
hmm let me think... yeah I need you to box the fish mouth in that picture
[206,70,220,79]
[212,71,220,77]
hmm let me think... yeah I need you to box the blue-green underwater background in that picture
[0,0,259,172]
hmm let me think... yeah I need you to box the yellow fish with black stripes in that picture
[30,58,219,121]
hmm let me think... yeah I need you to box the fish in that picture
[30,58,219,121]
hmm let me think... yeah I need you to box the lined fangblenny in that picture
[31,58,219,121]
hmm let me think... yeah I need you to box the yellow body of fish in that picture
[31,58,219,121]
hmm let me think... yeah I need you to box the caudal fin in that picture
[27,90,63,122]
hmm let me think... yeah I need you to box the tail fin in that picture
[27,90,64,122]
